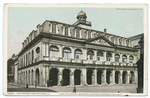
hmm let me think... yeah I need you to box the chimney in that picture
[104,28,107,33]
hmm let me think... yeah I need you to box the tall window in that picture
[106,52,111,61]
[52,24,56,34]
[115,54,120,62]
[49,46,59,57]
[74,49,82,59]
[122,55,127,63]
[115,37,118,45]
[32,50,34,63]
[97,51,103,61]
[129,55,134,63]
[63,47,71,59]
[88,31,91,38]
[36,47,40,58]
[26,54,28,66]
[65,27,68,36]
[28,52,30,64]
[76,29,80,38]
[87,50,94,60]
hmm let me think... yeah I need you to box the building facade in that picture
[17,11,138,87]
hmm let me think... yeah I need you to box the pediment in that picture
[91,38,112,46]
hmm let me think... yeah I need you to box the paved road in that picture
[7,83,137,93]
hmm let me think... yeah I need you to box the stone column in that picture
[45,66,49,87]
[42,42,45,57]
[126,70,130,84]
[112,52,115,62]
[62,25,65,35]
[59,46,62,58]
[83,48,87,60]
[68,26,70,36]
[57,68,63,86]
[93,50,97,61]
[103,51,106,61]
[119,70,123,84]
[56,24,59,34]
[42,66,46,86]
[119,54,123,63]
[70,68,75,86]
[81,68,87,86]
[71,47,75,59]
[110,70,115,84]
[94,68,98,85]
[101,69,106,85]
[45,42,49,57]
[127,54,130,63]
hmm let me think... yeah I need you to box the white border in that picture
[2,3,148,96]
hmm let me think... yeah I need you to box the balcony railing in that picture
[39,56,136,66]
[72,59,82,63]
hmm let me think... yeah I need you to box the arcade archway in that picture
[74,70,81,85]
[49,68,58,86]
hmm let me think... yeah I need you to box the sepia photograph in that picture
[3,3,148,96]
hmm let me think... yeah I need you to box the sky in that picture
[7,7,143,59]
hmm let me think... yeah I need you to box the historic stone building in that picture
[17,10,138,87]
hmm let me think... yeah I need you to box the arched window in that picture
[106,52,111,61]
[76,29,80,38]
[115,54,120,62]
[52,24,56,34]
[74,49,82,59]
[129,55,134,63]
[97,51,103,61]
[122,55,127,63]
[36,47,40,58]
[87,50,94,60]
[88,31,91,38]
[63,47,71,59]
[49,46,59,57]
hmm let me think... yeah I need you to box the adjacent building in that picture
[17,10,139,87]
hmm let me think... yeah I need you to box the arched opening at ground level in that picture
[115,71,120,84]
[74,70,81,85]
[122,71,127,84]
[106,71,111,84]
[35,68,40,86]
[129,71,135,84]
[49,68,58,86]
[97,70,103,84]
[87,69,93,85]
[62,69,70,86]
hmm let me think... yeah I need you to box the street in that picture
[7,83,137,93]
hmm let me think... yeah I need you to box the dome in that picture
[77,10,87,19]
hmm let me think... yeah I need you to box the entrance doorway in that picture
[74,70,81,85]
[87,70,93,85]
[49,68,58,86]
[63,69,70,86]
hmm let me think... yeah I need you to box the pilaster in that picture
[70,68,75,86]
[58,68,63,86]
[101,69,106,85]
